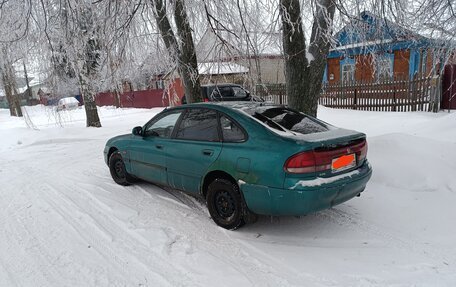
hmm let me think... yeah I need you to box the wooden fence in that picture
[319,75,441,112]
[256,75,441,112]
[256,84,288,105]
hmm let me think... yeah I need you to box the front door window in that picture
[144,111,182,138]
[130,110,183,185]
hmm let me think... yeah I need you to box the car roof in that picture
[169,101,285,114]
[212,101,285,111]
[201,83,243,88]
[59,97,79,103]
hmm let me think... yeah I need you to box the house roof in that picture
[196,28,282,62]
[198,62,248,75]
[328,11,440,58]
[335,11,421,46]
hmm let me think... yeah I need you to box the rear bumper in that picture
[240,160,372,216]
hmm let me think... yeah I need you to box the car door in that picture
[129,110,183,185]
[166,108,222,193]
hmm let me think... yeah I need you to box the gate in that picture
[441,64,456,110]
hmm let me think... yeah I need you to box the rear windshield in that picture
[207,86,249,100]
[247,107,329,134]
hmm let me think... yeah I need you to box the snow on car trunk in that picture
[1,105,456,286]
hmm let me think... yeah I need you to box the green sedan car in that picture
[104,102,372,229]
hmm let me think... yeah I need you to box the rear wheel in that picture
[206,179,246,230]
[109,151,135,186]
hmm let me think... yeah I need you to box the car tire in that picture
[109,151,135,186]
[206,179,246,230]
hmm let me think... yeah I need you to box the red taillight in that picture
[359,141,368,163]
[284,139,368,174]
[284,151,316,173]
[204,98,209,102]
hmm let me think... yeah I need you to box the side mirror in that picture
[132,126,143,136]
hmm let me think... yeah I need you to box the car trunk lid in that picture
[283,128,368,178]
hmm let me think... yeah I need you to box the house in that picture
[160,62,250,106]
[325,11,452,84]
[0,96,8,109]
[6,75,50,106]
[198,62,249,84]
[158,28,285,106]
[195,28,285,85]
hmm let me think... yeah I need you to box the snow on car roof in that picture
[58,97,79,104]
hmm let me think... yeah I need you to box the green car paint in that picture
[104,102,372,216]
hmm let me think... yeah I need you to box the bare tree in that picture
[280,0,335,117]
[42,1,102,127]
[0,49,22,117]
[0,0,33,117]
[74,5,102,127]
[151,0,202,103]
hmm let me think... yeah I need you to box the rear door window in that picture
[175,109,220,141]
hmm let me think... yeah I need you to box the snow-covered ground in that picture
[1,105,456,286]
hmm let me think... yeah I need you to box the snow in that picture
[1,105,456,286]
[291,170,361,189]
[198,62,248,75]
[331,38,394,51]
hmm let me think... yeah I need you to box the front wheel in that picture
[109,151,135,186]
[206,179,246,230]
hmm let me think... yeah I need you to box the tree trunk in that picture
[108,50,122,108]
[23,61,32,105]
[1,63,22,117]
[307,0,336,117]
[113,88,121,108]
[76,6,102,128]
[151,0,201,103]
[280,0,310,113]
[174,0,201,103]
[280,0,335,117]
[79,73,101,127]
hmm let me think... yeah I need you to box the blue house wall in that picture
[325,11,443,83]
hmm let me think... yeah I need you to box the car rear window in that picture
[247,107,329,134]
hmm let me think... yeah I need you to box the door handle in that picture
[202,149,214,156]
[156,144,163,149]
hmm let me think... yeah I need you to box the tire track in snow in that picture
[154,191,326,286]
[110,182,323,286]
[102,183,264,285]
[38,181,195,287]
[0,255,17,286]
[0,165,67,286]
[35,183,152,284]
[83,182,278,286]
